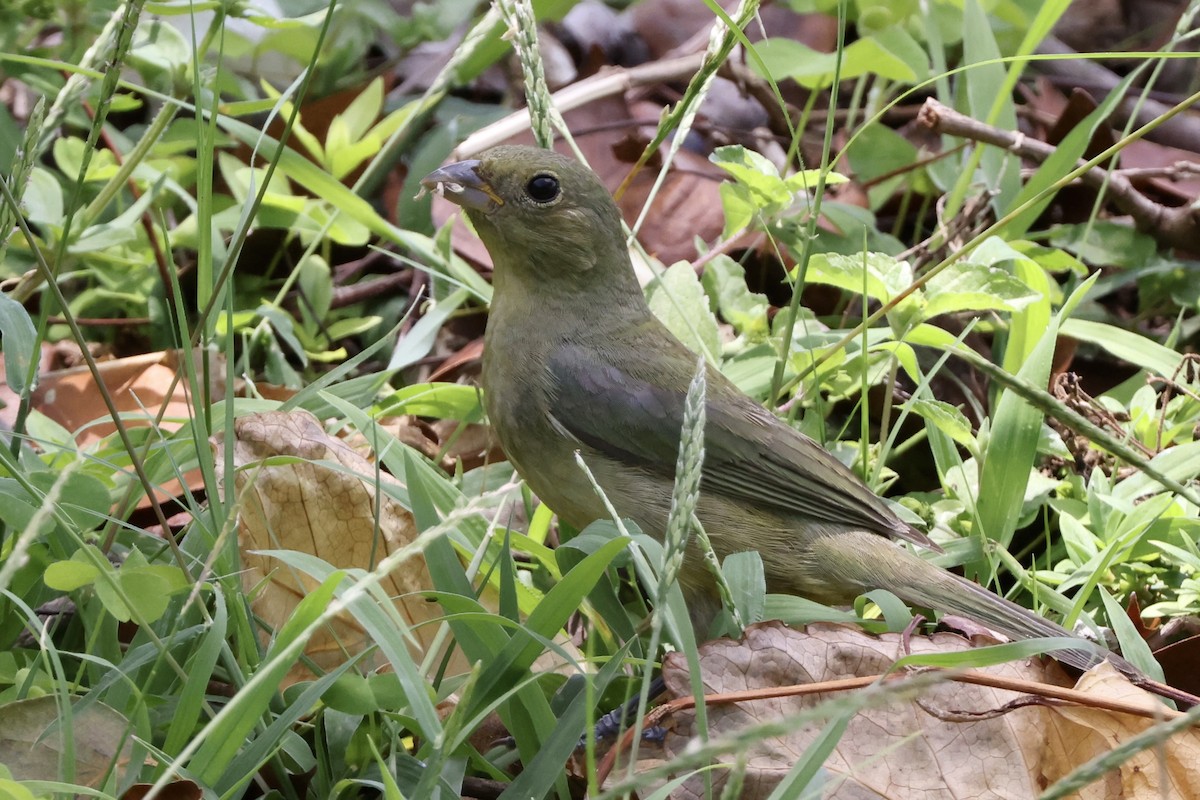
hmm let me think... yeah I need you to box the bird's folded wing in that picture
[546,345,935,549]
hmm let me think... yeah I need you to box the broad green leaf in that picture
[923,261,1040,318]
[855,0,920,32]
[804,252,912,303]
[846,123,923,209]
[29,470,110,534]
[1047,221,1157,269]
[22,167,62,227]
[718,181,757,237]
[710,144,782,184]
[43,557,100,591]
[701,255,769,338]
[906,399,977,449]
[324,673,377,715]
[109,568,174,623]
[127,18,192,81]
[648,261,721,363]
[0,292,36,395]
[754,35,918,88]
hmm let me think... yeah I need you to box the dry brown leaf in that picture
[639,621,1197,799]
[214,409,469,685]
[21,349,224,511]
[0,695,134,785]
[32,349,222,448]
[1043,663,1200,797]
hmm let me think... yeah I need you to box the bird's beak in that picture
[420,160,505,213]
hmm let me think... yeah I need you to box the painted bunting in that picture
[421,145,1120,672]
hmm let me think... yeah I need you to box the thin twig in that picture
[917,98,1200,250]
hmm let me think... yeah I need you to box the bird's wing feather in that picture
[546,342,934,548]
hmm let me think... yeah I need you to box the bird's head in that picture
[422,146,633,287]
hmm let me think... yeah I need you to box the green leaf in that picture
[923,260,1040,318]
[846,123,922,209]
[214,114,492,301]
[961,0,1020,209]
[1047,221,1157,269]
[870,26,929,78]
[324,672,378,715]
[325,316,383,340]
[648,262,721,363]
[22,167,62,228]
[111,568,173,623]
[701,255,769,338]
[298,253,332,322]
[717,182,757,238]
[974,264,1059,550]
[43,557,100,591]
[381,382,484,422]
[257,303,307,366]
[388,287,470,370]
[906,399,977,450]
[336,77,383,144]
[710,145,790,206]
[1004,71,1139,236]
[466,536,631,715]
[754,35,919,88]
[804,252,912,303]
[1060,319,1185,378]
[128,18,191,83]
[0,292,36,395]
[29,470,110,534]
[1113,441,1200,503]
[723,551,765,625]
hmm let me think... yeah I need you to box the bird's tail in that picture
[812,531,1138,676]
[893,565,1124,673]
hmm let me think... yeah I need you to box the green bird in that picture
[422,145,1120,673]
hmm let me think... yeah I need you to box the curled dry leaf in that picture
[33,349,224,448]
[641,621,1198,800]
[21,349,225,511]
[213,410,468,685]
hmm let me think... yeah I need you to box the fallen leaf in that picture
[639,621,1198,799]
[0,695,134,786]
[29,349,223,511]
[214,409,469,685]
[32,349,223,448]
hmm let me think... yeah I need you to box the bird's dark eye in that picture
[526,174,560,203]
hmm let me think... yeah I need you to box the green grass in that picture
[0,0,1198,797]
